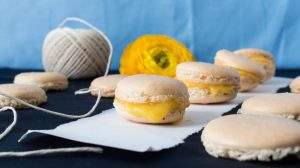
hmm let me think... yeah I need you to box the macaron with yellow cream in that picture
[113,74,190,124]
[176,62,240,104]
[234,48,275,81]
[215,50,265,92]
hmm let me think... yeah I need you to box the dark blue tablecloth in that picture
[0,69,299,168]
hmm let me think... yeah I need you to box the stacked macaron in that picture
[113,74,190,124]
[176,62,240,104]
[234,48,275,81]
[215,50,265,92]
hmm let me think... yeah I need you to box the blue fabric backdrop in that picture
[0,0,299,70]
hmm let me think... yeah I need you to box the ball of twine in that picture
[42,17,113,79]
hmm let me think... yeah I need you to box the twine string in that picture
[0,88,103,157]
[0,107,17,141]
[0,147,103,157]
[0,88,101,119]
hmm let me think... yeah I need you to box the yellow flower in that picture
[119,35,195,77]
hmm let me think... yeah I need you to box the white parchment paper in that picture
[19,77,292,152]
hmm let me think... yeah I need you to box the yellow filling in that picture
[181,81,237,96]
[116,98,185,123]
[234,69,261,82]
[249,55,273,66]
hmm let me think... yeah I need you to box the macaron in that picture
[239,93,300,121]
[201,114,300,161]
[234,48,275,81]
[14,72,68,91]
[0,84,47,109]
[176,62,240,104]
[113,74,190,124]
[89,74,127,97]
[290,76,300,93]
[215,50,265,92]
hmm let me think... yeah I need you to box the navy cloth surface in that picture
[0,69,299,168]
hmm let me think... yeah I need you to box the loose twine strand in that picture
[0,107,17,140]
[0,88,103,157]
[0,88,101,120]
[0,147,103,157]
